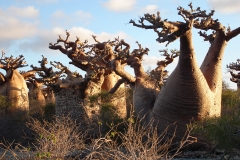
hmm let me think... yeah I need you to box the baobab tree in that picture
[0,52,29,119]
[227,59,240,91]
[109,40,179,119]
[123,3,240,137]
[49,61,93,123]
[29,55,60,106]
[149,49,179,88]
[49,32,127,119]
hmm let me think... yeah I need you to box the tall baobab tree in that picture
[124,3,240,137]
[0,52,29,119]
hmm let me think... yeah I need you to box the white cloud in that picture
[14,0,58,4]
[35,0,58,3]
[103,0,136,12]
[50,27,130,44]
[143,56,178,67]
[140,5,159,14]
[95,31,130,43]
[0,6,39,44]
[16,27,131,55]
[7,6,39,18]
[142,56,158,66]
[51,11,65,18]
[51,10,93,27]
[207,0,240,14]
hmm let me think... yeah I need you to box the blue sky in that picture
[0,0,240,89]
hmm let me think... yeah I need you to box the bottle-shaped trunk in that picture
[5,70,29,120]
[151,30,220,137]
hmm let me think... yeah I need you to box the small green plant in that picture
[88,94,99,103]
[0,95,10,114]
[36,152,51,159]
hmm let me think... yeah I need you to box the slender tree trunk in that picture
[200,30,227,116]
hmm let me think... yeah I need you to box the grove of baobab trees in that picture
[0,3,240,143]
[126,3,240,137]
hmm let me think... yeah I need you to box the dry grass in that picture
[26,116,86,159]
[0,141,34,160]
[0,114,195,159]
[81,114,195,160]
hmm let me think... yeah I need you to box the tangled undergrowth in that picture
[0,115,195,159]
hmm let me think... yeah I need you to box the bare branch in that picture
[109,78,127,94]
[226,27,240,41]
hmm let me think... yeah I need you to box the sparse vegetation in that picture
[193,82,240,152]
[1,83,240,159]
[0,112,195,159]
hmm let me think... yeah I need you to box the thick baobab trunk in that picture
[133,78,158,120]
[152,30,214,136]
[2,70,29,119]
[54,87,89,125]
[101,72,127,119]
[28,83,46,107]
[84,74,105,119]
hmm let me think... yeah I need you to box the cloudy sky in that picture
[0,0,240,89]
